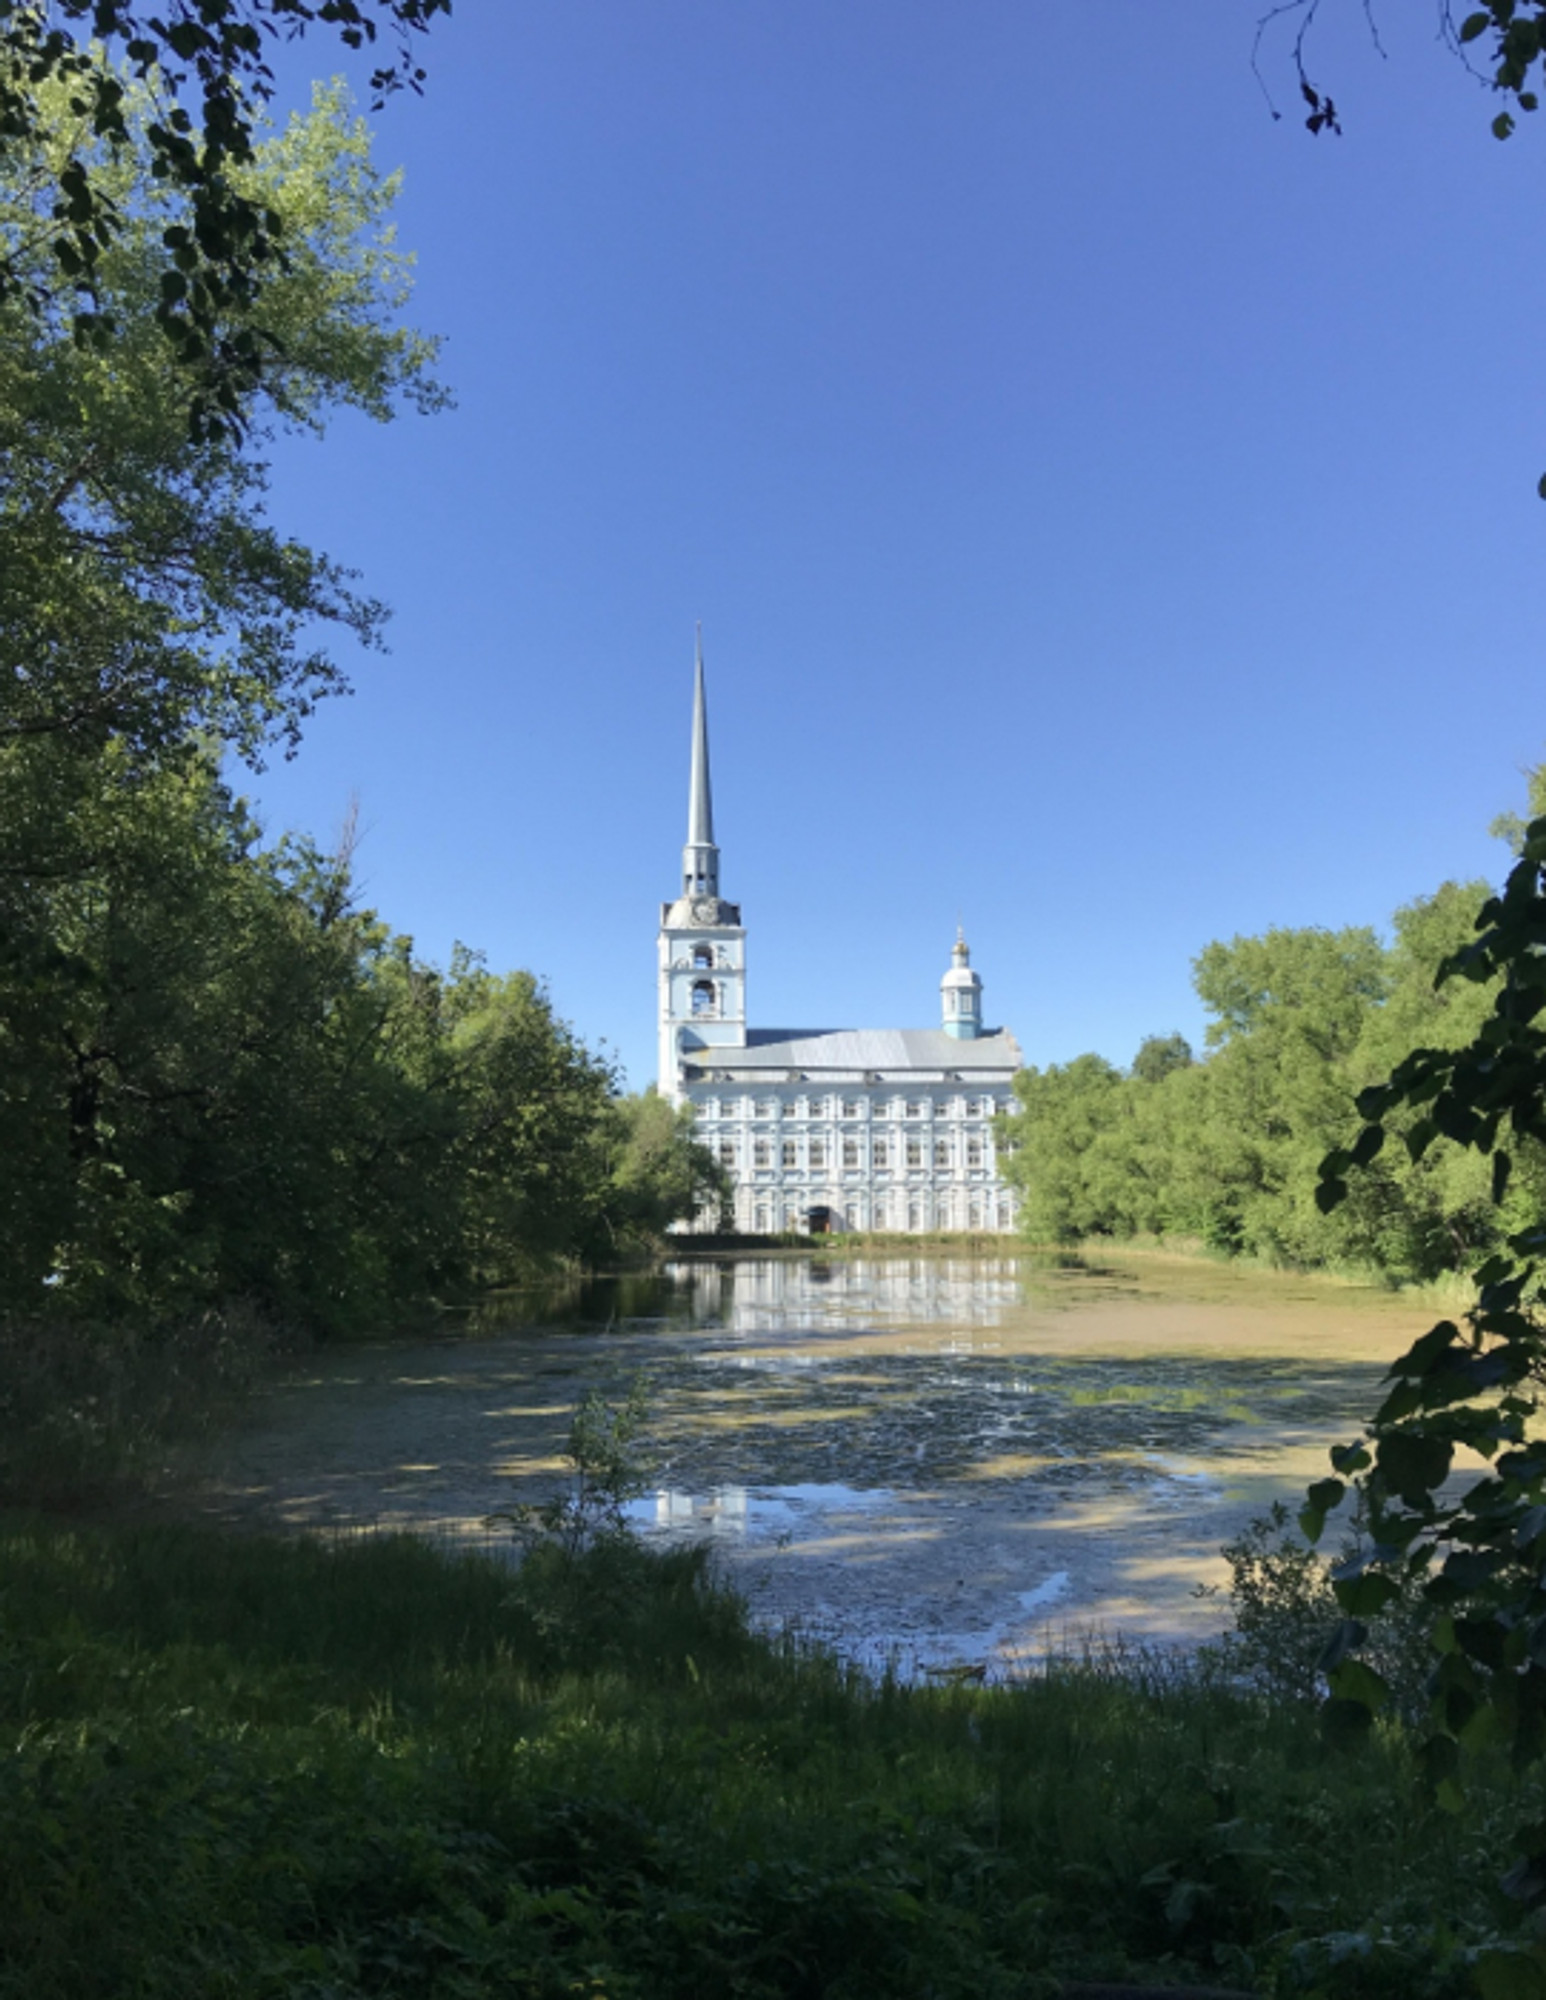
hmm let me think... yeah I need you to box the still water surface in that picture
[199,1252,1435,1675]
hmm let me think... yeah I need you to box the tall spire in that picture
[682,624,720,900]
[687,623,714,848]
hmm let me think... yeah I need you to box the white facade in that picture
[657,641,1022,1234]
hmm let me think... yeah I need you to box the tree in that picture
[1309,813,1546,1927]
[999,1055,1127,1243]
[596,1089,729,1250]
[0,70,443,780]
[437,956,620,1290]
[0,749,463,1331]
[1131,1032,1193,1086]
[0,1,449,437]
[1258,2,1546,144]
[0,71,448,1333]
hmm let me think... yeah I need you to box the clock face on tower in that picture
[691,898,720,924]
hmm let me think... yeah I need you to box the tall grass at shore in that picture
[0,1516,1534,1999]
[0,1306,291,1510]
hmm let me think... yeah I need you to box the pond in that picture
[194,1251,1437,1677]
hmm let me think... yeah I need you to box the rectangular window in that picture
[841,1098,861,1119]
[873,1141,889,1170]
[782,1140,798,1170]
[842,1139,859,1169]
[905,1100,922,1119]
[935,1140,951,1169]
[936,1098,954,1119]
[906,1139,923,1168]
[809,1140,826,1170]
[702,1097,719,1120]
[783,1101,798,1119]
[967,1139,984,1168]
[754,1140,771,1169]
[719,1141,737,1168]
[759,1100,775,1120]
[871,1100,887,1120]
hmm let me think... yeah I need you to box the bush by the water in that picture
[1201,1503,1438,1722]
[0,1515,1539,2000]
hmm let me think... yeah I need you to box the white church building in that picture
[657,641,1023,1235]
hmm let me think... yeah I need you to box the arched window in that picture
[691,979,716,1016]
[692,944,713,970]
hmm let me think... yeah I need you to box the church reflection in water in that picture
[659,1255,1030,1337]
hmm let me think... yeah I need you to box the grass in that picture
[0,1305,289,1511]
[0,1517,1538,1998]
[1053,1234,1483,1308]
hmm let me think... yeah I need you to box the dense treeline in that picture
[2,749,721,1335]
[0,69,718,1347]
[999,865,1546,1278]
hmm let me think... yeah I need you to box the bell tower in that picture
[657,630,746,1099]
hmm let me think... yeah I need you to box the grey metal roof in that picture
[691,1027,1022,1076]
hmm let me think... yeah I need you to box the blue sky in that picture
[245,1,1546,1091]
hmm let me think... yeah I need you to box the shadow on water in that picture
[463,1266,709,1334]
[205,1251,1438,1677]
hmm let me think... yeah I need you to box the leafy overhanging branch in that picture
[0,1,449,438]
[1311,813,1546,1921]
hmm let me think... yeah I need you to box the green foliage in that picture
[0,1515,1538,1996]
[598,1086,730,1248]
[0,1302,282,1505]
[1131,1030,1194,1085]
[1260,2,1546,145]
[1309,811,1546,1929]
[1000,887,1508,1278]
[1205,1502,1437,1721]
[492,1379,654,1560]
[0,72,444,773]
[0,3,448,438]
[1488,761,1546,858]
[0,78,452,1329]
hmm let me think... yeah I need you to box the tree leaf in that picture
[1300,1477,1346,1542]
[1329,1656,1393,1712]
[1318,1616,1369,1674]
